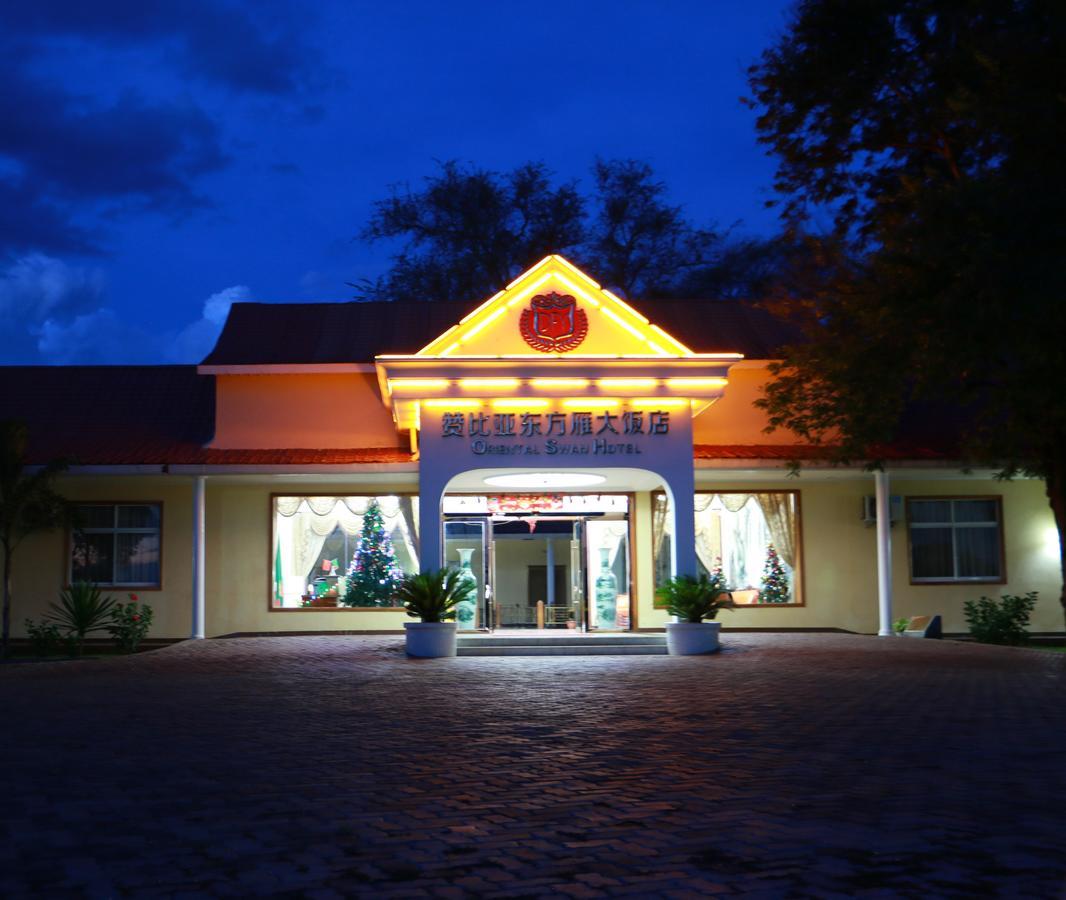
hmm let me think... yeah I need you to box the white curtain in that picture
[722,498,770,588]
[693,514,720,575]
[657,492,798,590]
[753,493,796,570]
[275,496,421,587]
[691,493,797,591]
[652,494,669,560]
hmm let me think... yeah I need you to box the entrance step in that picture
[459,633,664,647]
[456,632,667,656]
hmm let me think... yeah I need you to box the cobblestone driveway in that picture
[2,633,1064,898]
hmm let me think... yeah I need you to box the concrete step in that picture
[456,632,667,656]
[457,633,665,648]
[458,643,667,657]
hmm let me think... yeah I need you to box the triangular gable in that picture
[415,256,692,358]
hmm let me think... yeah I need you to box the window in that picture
[907,497,1003,583]
[272,495,420,609]
[653,492,802,605]
[71,504,161,587]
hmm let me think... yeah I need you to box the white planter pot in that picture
[404,622,458,658]
[666,621,722,655]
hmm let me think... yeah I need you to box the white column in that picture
[191,475,206,639]
[875,469,893,636]
[418,473,446,572]
[666,468,698,579]
[546,538,556,606]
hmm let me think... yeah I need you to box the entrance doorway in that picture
[442,495,631,632]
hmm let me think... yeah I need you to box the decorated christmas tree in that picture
[710,556,728,590]
[342,499,403,607]
[760,543,790,604]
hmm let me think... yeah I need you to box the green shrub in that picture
[107,594,153,654]
[24,618,63,657]
[47,582,117,657]
[893,617,910,634]
[655,573,734,623]
[963,592,1038,645]
[395,568,475,623]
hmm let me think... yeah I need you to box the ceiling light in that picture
[483,472,607,489]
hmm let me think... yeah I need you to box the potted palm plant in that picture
[656,573,734,655]
[396,567,476,658]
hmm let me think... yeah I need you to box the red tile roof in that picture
[1,366,212,465]
[693,444,953,461]
[192,447,413,465]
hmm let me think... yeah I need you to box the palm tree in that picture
[0,421,69,658]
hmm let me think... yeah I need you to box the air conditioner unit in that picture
[862,495,903,527]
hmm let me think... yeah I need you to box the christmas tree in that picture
[760,543,790,604]
[342,499,403,607]
[710,556,728,591]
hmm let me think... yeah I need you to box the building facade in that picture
[4,257,1061,638]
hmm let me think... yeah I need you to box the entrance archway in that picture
[441,491,632,631]
[415,464,699,618]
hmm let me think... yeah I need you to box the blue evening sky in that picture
[0,0,792,364]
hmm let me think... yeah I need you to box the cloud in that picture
[0,65,225,256]
[0,254,248,364]
[0,253,152,363]
[168,285,252,362]
[0,182,100,256]
[35,283,251,365]
[0,1,315,257]
[0,66,227,206]
[36,308,159,364]
[4,1,312,96]
[0,252,105,330]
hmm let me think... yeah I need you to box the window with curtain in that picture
[907,497,1003,583]
[653,492,802,605]
[71,503,162,587]
[272,496,420,608]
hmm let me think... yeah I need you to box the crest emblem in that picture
[519,292,588,352]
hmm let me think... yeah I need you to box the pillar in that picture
[875,469,893,636]
[191,475,206,639]
[665,466,697,578]
[546,537,556,606]
[418,472,446,572]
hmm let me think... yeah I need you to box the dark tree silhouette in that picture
[584,158,719,298]
[355,158,787,303]
[0,421,69,657]
[355,161,585,304]
[747,0,1066,620]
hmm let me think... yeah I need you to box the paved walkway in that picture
[2,634,1064,898]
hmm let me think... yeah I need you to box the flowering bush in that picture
[107,593,154,654]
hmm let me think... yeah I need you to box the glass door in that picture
[570,519,587,631]
[585,518,630,630]
[443,518,489,631]
[486,519,497,631]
